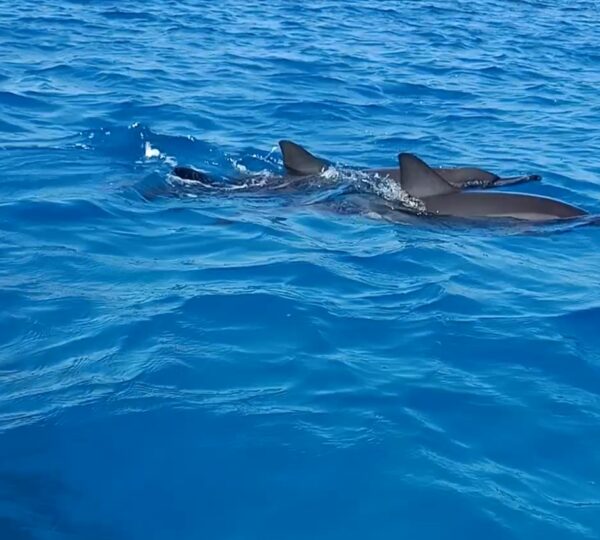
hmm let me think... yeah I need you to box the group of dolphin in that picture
[171,140,589,223]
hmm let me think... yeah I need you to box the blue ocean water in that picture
[1,0,600,538]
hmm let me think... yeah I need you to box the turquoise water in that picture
[1,1,600,538]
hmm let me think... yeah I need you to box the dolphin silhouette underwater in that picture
[170,140,587,222]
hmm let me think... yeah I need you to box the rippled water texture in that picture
[1,1,600,539]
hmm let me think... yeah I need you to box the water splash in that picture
[336,169,427,214]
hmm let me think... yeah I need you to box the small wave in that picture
[0,91,50,110]
[100,9,158,21]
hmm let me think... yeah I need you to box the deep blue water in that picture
[1,1,600,538]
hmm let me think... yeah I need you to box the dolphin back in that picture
[172,166,212,183]
[438,167,542,189]
[424,192,586,220]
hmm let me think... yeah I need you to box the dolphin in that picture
[172,140,541,191]
[398,153,586,221]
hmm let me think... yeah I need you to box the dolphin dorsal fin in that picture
[279,140,329,175]
[399,153,457,198]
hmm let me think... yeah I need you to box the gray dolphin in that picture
[398,153,586,221]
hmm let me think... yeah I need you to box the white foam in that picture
[321,166,341,180]
[144,141,161,159]
[143,141,177,166]
[234,161,249,174]
[340,169,427,214]
[167,172,211,189]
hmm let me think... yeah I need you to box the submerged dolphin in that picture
[398,153,586,221]
[173,140,541,191]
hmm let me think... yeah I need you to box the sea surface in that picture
[1,1,600,539]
